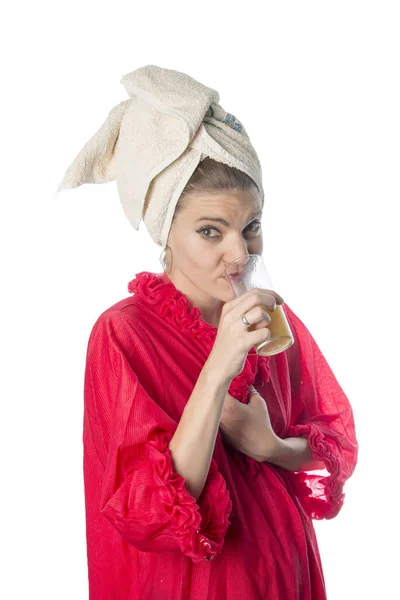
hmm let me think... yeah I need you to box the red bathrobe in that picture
[83,270,358,599]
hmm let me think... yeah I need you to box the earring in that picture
[159,247,172,273]
[159,248,166,270]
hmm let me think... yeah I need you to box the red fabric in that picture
[83,271,358,599]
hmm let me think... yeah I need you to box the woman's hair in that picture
[171,157,262,225]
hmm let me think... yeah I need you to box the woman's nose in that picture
[226,243,250,266]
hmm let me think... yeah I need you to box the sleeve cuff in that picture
[285,423,345,519]
[145,429,232,562]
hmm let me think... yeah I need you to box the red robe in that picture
[83,270,358,599]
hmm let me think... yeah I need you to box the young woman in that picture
[83,158,358,599]
[58,65,358,599]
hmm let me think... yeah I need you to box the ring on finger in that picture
[241,314,250,326]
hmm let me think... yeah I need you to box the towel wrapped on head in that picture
[55,64,264,248]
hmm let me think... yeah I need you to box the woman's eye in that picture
[198,221,261,240]
[246,220,261,232]
[199,227,219,239]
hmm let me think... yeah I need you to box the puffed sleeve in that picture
[281,303,359,520]
[84,310,232,563]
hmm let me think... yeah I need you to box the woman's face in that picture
[166,187,263,304]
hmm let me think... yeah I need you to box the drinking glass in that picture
[225,254,294,356]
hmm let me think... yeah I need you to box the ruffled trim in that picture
[285,423,345,519]
[146,429,232,563]
[127,271,271,403]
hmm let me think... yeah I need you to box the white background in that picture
[2,1,399,598]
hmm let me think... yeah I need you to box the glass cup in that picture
[225,254,294,357]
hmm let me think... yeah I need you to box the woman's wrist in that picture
[262,435,325,472]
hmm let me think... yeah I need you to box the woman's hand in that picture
[219,386,280,462]
[207,288,284,381]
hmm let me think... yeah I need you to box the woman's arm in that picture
[168,356,231,501]
[220,389,325,471]
[86,311,233,562]
[261,436,326,472]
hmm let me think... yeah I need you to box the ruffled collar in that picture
[127,271,271,404]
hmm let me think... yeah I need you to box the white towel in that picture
[55,64,264,248]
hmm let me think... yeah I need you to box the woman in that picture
[59,66,358,599]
